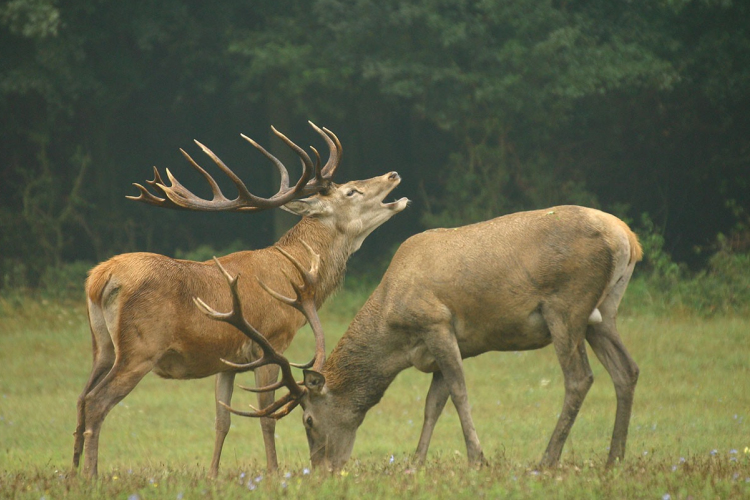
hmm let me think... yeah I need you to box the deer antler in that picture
[193,242,325,420]
[127,121,341,212]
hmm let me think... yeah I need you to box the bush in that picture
[174,240,247,262]
[38,260,93,300]
[623,214,750,316]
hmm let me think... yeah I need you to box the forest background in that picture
[1,0,749,313]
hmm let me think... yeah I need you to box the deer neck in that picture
[321,298,408,416]
[274,217,352,306]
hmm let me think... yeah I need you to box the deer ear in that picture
[281,198,329,217]
[303,369,326,396]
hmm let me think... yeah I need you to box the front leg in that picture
[255,363,281,472]
[210,371,236,478]
[423,325,486,466]
[414,371,450,465]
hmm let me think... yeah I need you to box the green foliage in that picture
[174,240,247,263]
[0,0,60,39]
[635,213,684,282]
[36,260,92,300]
[325,0,679,132]
[624,213,750,316]
[421,142,599,229]
[1,0,749,289]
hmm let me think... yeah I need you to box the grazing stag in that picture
[218,205,642,470]
[72,122,409,477]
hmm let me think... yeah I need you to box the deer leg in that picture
[586,321,638,466]
[82,357,153,477]
[255,363,281,472]
[585,272,639,466]
[423,326,485,466]
[539,308,593,469]
[73,307,116,473]
[209,371,236,478]
[414,370,450,465]
[72,355,114,472]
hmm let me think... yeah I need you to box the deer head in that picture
[298,370,360,470]
[283,171,409,253]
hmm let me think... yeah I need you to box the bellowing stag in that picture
[72,122,409,477]
[212,205,642,470]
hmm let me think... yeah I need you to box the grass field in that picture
[0,292,749,499]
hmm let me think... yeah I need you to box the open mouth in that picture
[380,173,409,210]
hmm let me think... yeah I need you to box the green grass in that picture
[0,292,749,499]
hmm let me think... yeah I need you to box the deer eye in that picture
[306,416,313,428]
[346,189,356,197]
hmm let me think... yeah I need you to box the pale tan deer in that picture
[71,122,409,477]
[215,205,642,470]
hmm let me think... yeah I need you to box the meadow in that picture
[0,287,748,499]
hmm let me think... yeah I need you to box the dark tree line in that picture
[1,0,749,289]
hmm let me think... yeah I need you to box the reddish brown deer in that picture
[216,205,642,470]
[72,122,409,477]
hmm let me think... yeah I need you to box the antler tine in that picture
[127,182,169,207]
[241,133,290,191]
[237,379,287,393]
[257,243,320,313]
[271,126,314,170]
[126,167,185,209]
[308,121,342,181]
[194,140,284,209]
[219,394,301,420]
[289,358,316,369]
[322,127,342,178]
[175,148,229,205]
[269,126,315,198]
[257,276,297,308]
[309,145,322,182]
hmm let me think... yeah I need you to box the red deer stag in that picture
[72,122,409,477]
[217,205,642,470]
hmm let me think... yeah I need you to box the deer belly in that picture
[461,310,552,352]
[153,349,224,379]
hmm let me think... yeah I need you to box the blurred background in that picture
[1,0,749,306]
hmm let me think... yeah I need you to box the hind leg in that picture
[586,268,639,465]
[539,306,594,468]
[73,306,116,472]
[72,352,114,471]
[82,356,153,477]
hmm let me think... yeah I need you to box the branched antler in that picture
[128,121,341,212]
[193,241,325,419]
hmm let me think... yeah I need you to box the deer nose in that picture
[388,172,400,181]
